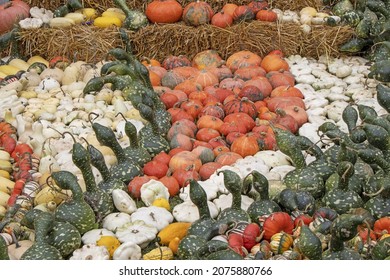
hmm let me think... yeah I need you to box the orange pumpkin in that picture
[162,55,192,69]
[213,146,230,157]
[265,96,306,112]
[192,50,224,70]
[234,66,266,80]
[167,120,196,140]
[0,0,30,34]
[219,120,249,136]
[374,217,390,238]
[263,212,294,240]
[149,70,161,86]
[128,175,158,198]
[208,65,233,81]
[153,151,172,165]
[179,99,204,119]
[160,91,179,109]
[172,167,201,187]
[174,80,203,95]
[191,145,215,164]
[145,0,183,23]
[232,5,255,23]
[283,105,308,127]
[182,0,214,26]
[196,127,221,142]
[143,160,169,179]
[211,10,234,28]
[219,77,245,93]
[159,175,180,196]
[224,97,258,119]
[272,108,299,134]
[169,150,202,172]
[142,57,161,67]
[260,54,290,73]
[270,85,304,98]
[230,133,260,157]
[248,0,269,13]
[267,70,296,88]
[172,66,200,80]
[256,9,278,22]
[198,103,225,119]
[243,76,273,98]
[169,133,194,151]
[215,151,243,166]
[199,162,223,180]
[226,131,245,145]
[222,3,238,17]
[224,112,256,131]
[197,115,224,130]
[238,85,265,102]
[161,70,186,89]
[226,50,262,72]
[190,69,219,88]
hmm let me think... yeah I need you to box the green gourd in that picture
[332,0,354,17]
[296,225,322,260]
[323,161,363,214]
[86,143,126,194]
[368,59,390,82]
[67,134,114,219]
[100,61,122,76]
[83,76,105,94]
[216,170,251,223]
[186,180,229,240]
[21,209,81,258]
[377,84,390,113]
[20,212,63,260]
[0,235,9,260]
[278,188,316,216]
[372,236,390,260]
[322,214,364,260]
[91,121,143,184]
[177,235,207,260]
[364,175,390,219]
[196,240,229,259]
[52,171,98,235]
[113,0,148,31]
[245,171,281,222]
[137,103,170,157]
[206,249,244,260]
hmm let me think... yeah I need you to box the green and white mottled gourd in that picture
[137,103,170,157]
[113,0,148,31]
[376,84,390,113]
[206,249,244,260]
[322,214,364,260]
[186,180,229,240]
[323,161,363,214]
[87,143,126,194]
[274,127,325,199]
[69,136,114,219]
[342,104,366,144]
[244,171,281,222]
[332,0,354,17]
[21,209,81,258]
[83,75,133,94]
[91,122,143,184]
[0,235,9,260]
[122,118,152,166]
[278,188,316,216]
[216,170,251,223]
[196,240,229,259]
[20,212,63,260]
[364,172,390,219]
[368,60,390,82]
[372,236,390,260]
[296,225,322,260]
[177,235,207,260]
[52,171,98,235]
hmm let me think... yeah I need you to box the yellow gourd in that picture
[0,65,20,75]
[102,11,126,22]
[143,246,174,260]
[8,58,30,71]
[34,186,69,206]
[157,222,191,245]
[0,159,12,173]
[0,72,6,79]
[76,8,98,20]
[152,198,170,211]
[65,13,86,24]
[27,56,49,67]
[0,191,10,207]
[168,237,180,255]
[93,16,122,28]
[0,170,10,180]
[96,236,121,258]
[49,17,75,28]
[0,176,15,194]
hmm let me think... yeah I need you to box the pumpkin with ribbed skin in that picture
[169,150,202,172]
[226,51,262,72]
[190,69,219,88]
[162,55,192,69]
[182,0,214,26]
[248,0,269,13]
[256,9,278,22]
[145,0,183,23]
[0,0,30,34]
[222,3,238,17]
[263,212,294,240]
[231,133,260,157]
[192,50,224,70]
[211,10,233,28]
[224,97,258,119]
[261,54,290,73]
[232,5,255,23]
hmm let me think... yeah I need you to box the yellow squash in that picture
[157,222,191,245]
[93,16,122,28]
[143,247,174,260]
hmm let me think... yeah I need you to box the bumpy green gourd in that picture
[0,235,9,260]
[20,212,63,260]
[177,235,207,260]
[372,236,390,260]
[323,161,364,214]
[206,249,244,260]
[52,171,98,235]
[377,84,390,113]
[216,170,251,223]
[296,225,322,260]
[364,176,390,219]
[113,0,148,31]
[123,119,152,166]
[278,188,316,216]
[196,240,229,259]
[245,171,281,222]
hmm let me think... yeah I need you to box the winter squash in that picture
[219,120,249,136]
[243,76,273,98]
[272,108,299,134]
[142,58,161,67]
[192,50,224,70]
[270,85,304,98]
[179,99,204,120]
[260,54,290,73]
[188,90,210,104]
[182,0,214,26]
[232,5,255,23]
[226,51,262,72]
[374,217,390,238]
[283,105,308,127]
[174,80,203,95]
[172,66,200,80]
[263,212,294,240]
[159,175,180,196]
[198,103,225,119]
[199,162,223,180]
[128,175,157,198]
[0,0,30,34]
[222,3,238,17]
[231,133,260,157]
[162,55,192,69]
[208,88,234,103]
[224,112,256,131]
[211,10,233,28]
[265,96,306,112]
[149,70,161,86]
[234,66,266,80]
[256,10,278,22]
[145,0,183,23]
[161,70,186,89]
[224,97,258,119]
[219,77,245,93]
[208,66,233,81]
[190,69,219,88]
[196,127,221,142]
[169,133,194,150]
[160,92,179,109]
[197,115,224,130]
[238,85,265,102]
[267,70,296,88]
[169,150,202,172]
[215,151,243,166]
[191,145,215,164]
[172,167,201,187]
[143,160,169,178]
[226,131,245,145]
[248,0,269,13]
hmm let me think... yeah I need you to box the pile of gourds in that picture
[331,0,390,82]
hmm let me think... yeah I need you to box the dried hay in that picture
[14,21,353,62]
[27,0,324,13]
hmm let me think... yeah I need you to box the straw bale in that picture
[13,21,353,62]
[26,0,324,13]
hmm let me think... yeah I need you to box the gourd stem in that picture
[88,112,100,124]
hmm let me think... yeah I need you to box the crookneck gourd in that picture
[323,161,364,214]
[244,170,281,222]
[0,234,9,260]
[216,170,251,223]
[20,212,63,260]
[21,209,81,258]
[51,170,98,235]
[278,188,316,216]
[295,224,322,260]
[91,120,143,184]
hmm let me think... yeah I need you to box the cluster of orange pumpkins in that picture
[127,48,308,198]
[145,0,278,28]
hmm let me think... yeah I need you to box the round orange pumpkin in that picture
[169,150,202,172]
[145,0,183,23]
[256,9,278,22]
[260,54,290,73]
[226,50,262,72]
[182,0,214,26]
[192,50,224,70]
[197,115,224,130]
[190,69,219,88]
[215,151,243,166]
[231,133,260,157]
[222,3,238,17]
[0,0,30,34]
[211,10,233,28]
